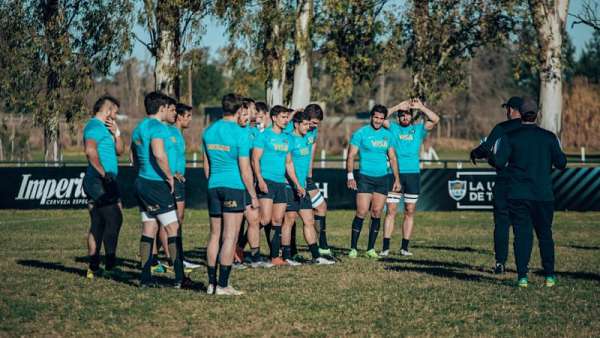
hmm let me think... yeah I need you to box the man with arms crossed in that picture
[82,95,124,278]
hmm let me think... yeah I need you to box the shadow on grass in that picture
[564,245,600,251]
[384,265,504,284]
[379,257,488,272]
[533,270,600,283]
[17,259,207,291]
[412,244,490,255]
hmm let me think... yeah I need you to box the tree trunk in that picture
[155,1,179,97]
[528,0,569,135]
[265,0,286,108]
[267,63,286,107]
[187,60,193,105]
[42,0,62,162]
[411,0,429,100]
[290,0,313,110]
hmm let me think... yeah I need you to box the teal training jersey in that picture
[350,124,393,177]
[203,119,250,189]
[132,117,171,181]
[248,126,261,148]
[288,132,312,188]
[389,122,427,173]
[83,118,118,177]
[254,126,290,183]
[168,125,186,175]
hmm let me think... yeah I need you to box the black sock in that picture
[251,247,260,262]
[350,216,364,250]
[151,254,159,266]
[105,253,116,270]
[290,222,298,256]
[382,238,390,251]
[282,245,292,260]
[270,226,282,258]
[367,218,381,250]
[139,235,154,284]
[176,236,185,262]
[401,238,410,251]
[168,236,183,283]
[264,223,272,252]
[316,215,329,249]
[238,217,247,249]
[207,266,217,286]
[89,252,100,271]
[308,243,320,260]
[218,265,232,287]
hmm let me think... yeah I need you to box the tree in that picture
[290,0,313,109]
[400,0,516,103]
[137,0,210,99]
[528,0,569,134]
[575,30,600,83]
[569,0,600,32]
[0,0,133,161]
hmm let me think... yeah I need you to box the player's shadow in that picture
[379,257,488,272]
[533,270,600,283]
[17,259,207,291]
[384,264,504,284]
[564,245,600,251]
[326,245,351,255]
[74,256,139,270]
[412,244,490,255]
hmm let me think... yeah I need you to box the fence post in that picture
[193,152,197,168]
[320,150,326,168]
[581,147,585,162]
[342,148,347,169]
[457,161,463,169]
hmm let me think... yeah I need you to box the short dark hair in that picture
[270,105,292,118]
[255,101,268,113]
[144,91,176,116]
[93,95,120,114]
[176,103,192,116]
[370,104,388,117]
[221,93,243,116]
[293,110,310,124]
[242,97,255,108]
[305,104,324,121]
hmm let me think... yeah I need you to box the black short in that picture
[83,174,120,208]
[306,177,318,191]
[174,180,185,202]
[135,177,176,217]
[286,188,312,212]
[357,174,388,195]
[207,187,249,217]
[387,173,420,203]
[257,179,288,204]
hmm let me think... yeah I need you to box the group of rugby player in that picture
[81,90,439,295]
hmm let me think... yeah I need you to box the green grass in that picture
[1,210,599,336]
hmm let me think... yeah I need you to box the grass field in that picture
[1,209,599,337]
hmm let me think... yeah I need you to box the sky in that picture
[132,0,597,64]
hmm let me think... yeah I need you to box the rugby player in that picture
[131,92,185,288]
[381,98,439,256]
[346,104,400,259]
[82,95,124,279]
[252,105,297,266]
[282,110,335,265]
[203,93,259,295]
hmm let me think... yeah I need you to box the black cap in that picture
[519,98,538,115]
[501,96,523,110]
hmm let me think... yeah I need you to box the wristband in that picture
[347,172,354,180]
[115,128,121,137]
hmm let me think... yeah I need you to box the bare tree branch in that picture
[569,0,600,32]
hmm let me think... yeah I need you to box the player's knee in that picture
[371,209,383,218]
[356,209,368,219]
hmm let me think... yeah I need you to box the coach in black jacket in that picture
[470,96,522,274]
[492,98,567,288]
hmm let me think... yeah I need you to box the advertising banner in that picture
[1,167,598,211]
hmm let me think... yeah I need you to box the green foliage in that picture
[575,31,600,83]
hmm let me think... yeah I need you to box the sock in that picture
[367,218,381,250]
[168,236,183,283]
[218,265,232,287]
[238,229,248,250]
[402,238,410,251]
[176,236,185,262]
[207,266,217,286]
[264,223,272,251]
[308,243,320,260]
[382,238,390,252]
[151,254,159,266]
[290,222,298,256]
[105,253,116,270]
[282,245,292,260]
[350,216,364,250]
[270,226,282,258]
[251,247,260,262]
[316,215,329,249]
[139,235,154,284]
[89,252,100,271]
